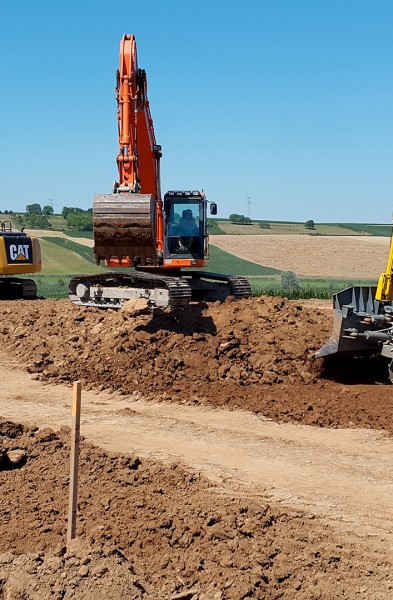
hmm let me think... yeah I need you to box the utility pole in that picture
[246,196,252,219]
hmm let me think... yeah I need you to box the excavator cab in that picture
[164,191,208,262]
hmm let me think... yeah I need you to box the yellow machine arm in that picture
[375,227,393,302]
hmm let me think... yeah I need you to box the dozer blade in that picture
[316,286,393,358]
[93,193,157,265]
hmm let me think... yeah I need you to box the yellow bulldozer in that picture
[317,224,393,381]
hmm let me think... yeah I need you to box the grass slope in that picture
[64,231,94,240]
[336,224,392,236]
[39,238,102,275]
[206,245,280,275]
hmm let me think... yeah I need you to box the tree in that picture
[229,213,241,223]
[305,219,315,230]
[229,213,252,224]
[42,205,54,216]
[281,271,300,290]
[24,214,52,229]
[66,211,93,231]
[26,203,42,215]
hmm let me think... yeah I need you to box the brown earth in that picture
[210,234,390,278]
[1,421,393,600]
[1,297,393,598]
[1,297,393,432]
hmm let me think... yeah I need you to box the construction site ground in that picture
[1,297,393,599]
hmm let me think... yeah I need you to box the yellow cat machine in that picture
[316,224,393,381]
[0,221,41,299]
[69,34,251,309]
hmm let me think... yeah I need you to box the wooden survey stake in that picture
[67,381,82,544]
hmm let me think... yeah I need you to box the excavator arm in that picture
[115,35,162,199]
[93,34,163,267]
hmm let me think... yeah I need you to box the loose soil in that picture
[1,297,393,598]
[1,297,393,432]
[210,234,390,278]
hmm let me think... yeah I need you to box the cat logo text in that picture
[10,245,30,261]
[4,239,33,264]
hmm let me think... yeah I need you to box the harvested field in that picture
[1,297,393,598]
[210,234,391,278]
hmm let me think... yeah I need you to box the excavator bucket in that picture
[316,286,393,358]
[93,193,157,265]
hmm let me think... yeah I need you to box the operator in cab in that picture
[178,209,199,236]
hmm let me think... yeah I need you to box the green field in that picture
[39,237,279,278]
[331,223,392,236]
[248,275,376,297]
[30,235,376,301]
[215,220,379,236]
[39,238,104,276]
[64,230,94,240]
[204,245,280,276]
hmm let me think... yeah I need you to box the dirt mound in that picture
[1,420,392,599]
[3,296,327,386]
[1,297,393,432]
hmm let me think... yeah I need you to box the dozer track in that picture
[69,271,252,309]
[0,278,37,300]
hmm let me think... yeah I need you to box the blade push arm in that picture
[376,227,393,302]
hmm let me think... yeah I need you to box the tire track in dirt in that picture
[1,360,393,546]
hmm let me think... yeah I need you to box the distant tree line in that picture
[229,213,252,225]
[62,207,93,231]
[0,202,94,231]
[21,203,54,229]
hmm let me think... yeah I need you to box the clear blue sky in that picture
[1,0,393,222]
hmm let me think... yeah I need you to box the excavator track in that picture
[69,272,192,309]
[226,275,253,299]
[69,271,252,310]
[182,271,252,303]
[0,278,37,300]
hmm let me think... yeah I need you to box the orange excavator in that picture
[69,34,251,309]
